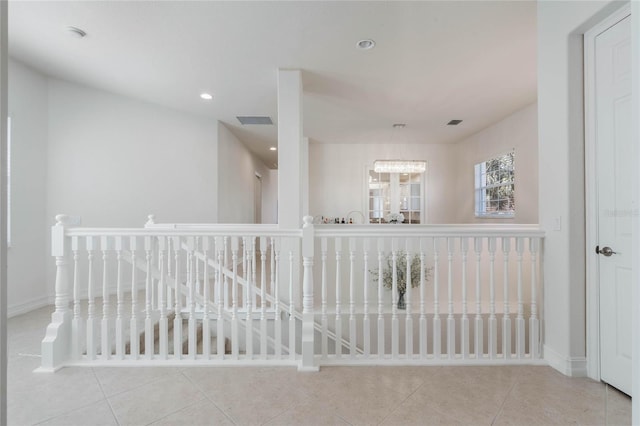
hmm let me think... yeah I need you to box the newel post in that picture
[299,215,318,371]
[40,214,73,371]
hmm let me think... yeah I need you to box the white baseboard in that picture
[544,344,587,377]
[8,295,54,318]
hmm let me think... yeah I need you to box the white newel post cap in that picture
[55,214,71,226]
[145,214,156,227]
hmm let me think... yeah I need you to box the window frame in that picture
[474,151,515,219]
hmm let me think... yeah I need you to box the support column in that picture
[277,69,303,228]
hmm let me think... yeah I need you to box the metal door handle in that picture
[596,246,617,257]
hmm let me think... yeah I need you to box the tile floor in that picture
[7,306,632,425]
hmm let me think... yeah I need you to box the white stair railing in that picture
[41,215,544,372]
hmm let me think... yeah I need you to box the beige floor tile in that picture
[402,366,514,424]
[35,400,118,426]
[150,399,235,426]
[264,401,351,426]
[605,385,632,426]
[8,363,105,425]
[108,373,205,426]
[304,369,408,425]
[494,376,608,425]
[93,366,184,397]
[183,367,312,425]
[379,402,464,426]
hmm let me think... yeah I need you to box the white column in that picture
[277,69,304,228]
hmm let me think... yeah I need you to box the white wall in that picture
[263,169,278,224]
[47,79,220,227]
[309,143,458,224]
[7,60,49,315]
[217,122,273,223]
[453,103,538,224]
[537,0,625,376]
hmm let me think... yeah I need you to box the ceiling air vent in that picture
[237,116,273,125]
[447,119,463,126]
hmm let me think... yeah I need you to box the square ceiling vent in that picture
[237,116,273,125]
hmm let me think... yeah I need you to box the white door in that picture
[595,14,632,396]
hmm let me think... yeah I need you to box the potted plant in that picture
[371,251,431,309]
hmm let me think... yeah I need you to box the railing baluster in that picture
[101,236,111,360]
[231,237,239,359]
[187,237,198,359]
[173,236,182,359]
[419,238,427,359]
[447,238,455,359]
[362,238,370,358]
[202,237,211,360]
[488,237,497,359]
[529,237,540,358]
[71,237,82,360]
[502,238,511,359]
[195,237,201,307]
[405,239,413,358]
[224,237,230,310]
[516,237,525,358]
[252,237,258,309]
[260,237,268,359]
[288,248,295,360]
[144,236,154,359]
[167,236,173,310]
[349,238,357,358]
[391,238,399,359]
[321,237,328,359]
[129,236,139,359]
[474,238,483,359]
[86,236,96,361]
[274,238,282,358]
[115,237,124,360]
[335,237,342,358]
[216,237,225,359]
[246,236,254,360]
[157,237,167,360]
[460,237,469,359]
[377,238,385,358]
[432,237,441,358]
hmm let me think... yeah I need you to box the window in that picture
[368,170,423,224]
[474,151,515,218]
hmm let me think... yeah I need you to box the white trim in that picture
[8,295,53,318]
[544,344,588,377]
[583,3,631,384]
[631,3,640,423]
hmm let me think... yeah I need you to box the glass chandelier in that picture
[373,160,426,174]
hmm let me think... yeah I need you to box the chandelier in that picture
[373,160,426,174]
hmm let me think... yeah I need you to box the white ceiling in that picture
[8,1,537,169]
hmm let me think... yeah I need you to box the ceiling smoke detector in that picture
[67,26,87,38]
[356,39,375,50]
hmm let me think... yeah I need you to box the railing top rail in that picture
[314,224,545,238]
[64,226,301,238]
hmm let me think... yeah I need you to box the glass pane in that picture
[410,184,420,197]
[411,197,420,210]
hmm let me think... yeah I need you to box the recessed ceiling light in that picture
[356,39,375,50]
[269,146,277,151]
[67,26,87,38]
[200,93,213,100]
